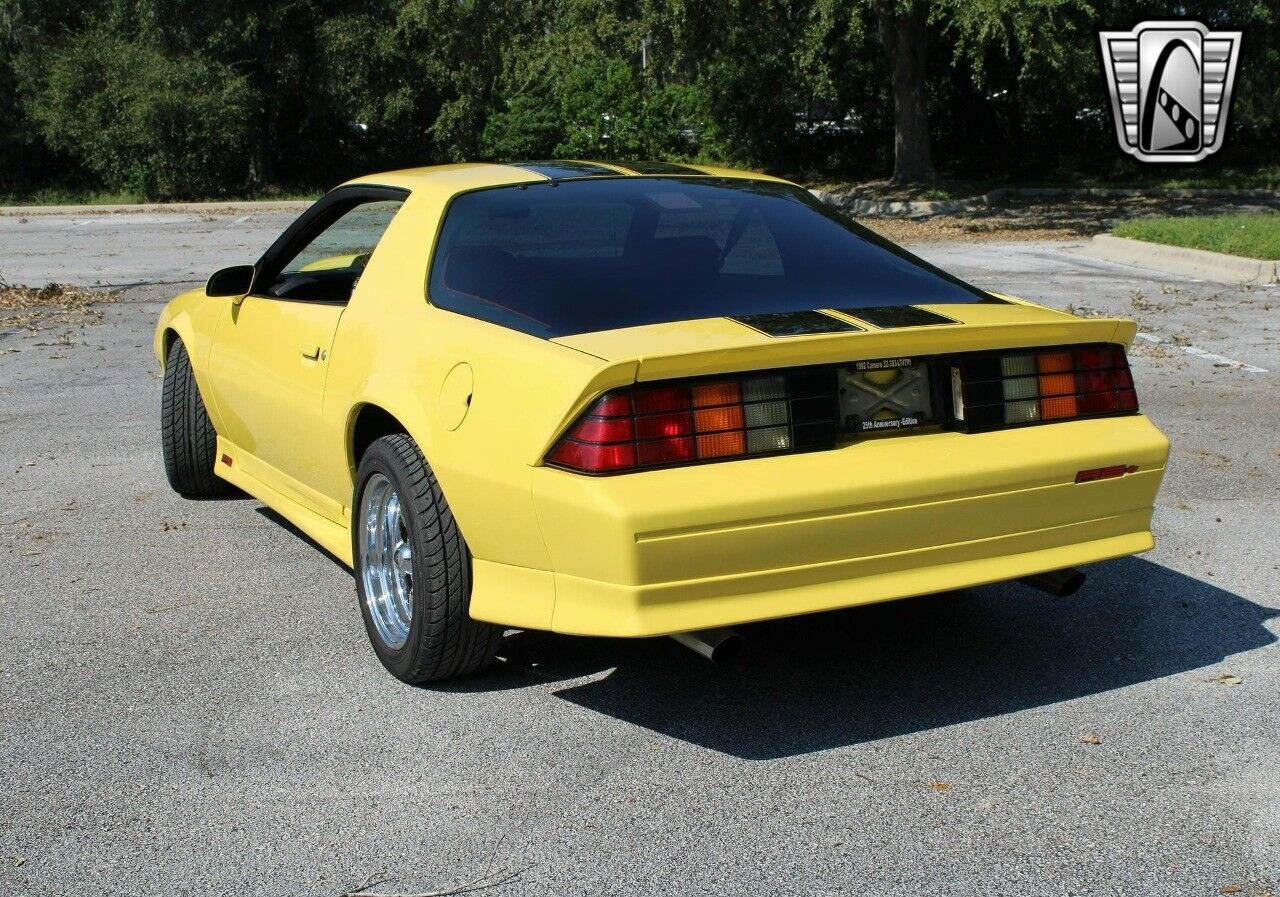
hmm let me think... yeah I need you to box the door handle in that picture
[300,344,321,360]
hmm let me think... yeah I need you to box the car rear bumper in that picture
[495,415,1169,636]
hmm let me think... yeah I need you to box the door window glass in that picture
[282,200,404,275]
[268,199,404,303]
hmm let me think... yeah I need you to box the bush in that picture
[26,30,252,199]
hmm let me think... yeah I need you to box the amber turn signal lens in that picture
[1036,351,1073,373]
[694,404,744,433]
[1040,395,1079,419]
[697,431,747,457]
[692,381,741,407]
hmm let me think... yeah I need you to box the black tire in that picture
[161,339,230,498]
[352,434,502,683]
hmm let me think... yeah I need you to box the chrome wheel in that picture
[358,473,414,650]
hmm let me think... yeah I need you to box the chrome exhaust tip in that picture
[1020,567,1086,597]
[670,627,745,664]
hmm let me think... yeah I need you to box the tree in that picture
[26,29,252,198]
[874,0,935,183]
[3,0,1277,198]
[865,0,1095,184]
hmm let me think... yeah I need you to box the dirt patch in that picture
[860,217,1088,243]
[848,193,1280,244]
[0,279,117,334]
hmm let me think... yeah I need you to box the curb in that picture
[0,199,314,216]
[1079,234,1278,285]
[811,189,990,218]
[813,185,1280,219]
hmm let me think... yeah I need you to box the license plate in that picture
[838,358,935,433]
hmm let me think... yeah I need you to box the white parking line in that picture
[1135,332,1269,373]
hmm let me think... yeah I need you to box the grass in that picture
[1112,214,1280,260]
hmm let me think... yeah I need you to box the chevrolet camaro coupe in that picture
[156,160,1169,683]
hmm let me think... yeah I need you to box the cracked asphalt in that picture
[1,209,1277,896]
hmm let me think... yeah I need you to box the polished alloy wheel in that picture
[358,473,414,649]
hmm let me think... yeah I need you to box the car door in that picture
[205,187,407,520]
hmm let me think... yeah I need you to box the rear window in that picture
[428,177,988,338]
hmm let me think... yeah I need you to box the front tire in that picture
[353,434,502,683]
[161,338,230,498]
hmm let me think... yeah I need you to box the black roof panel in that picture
[511,160,620,179]
[614,161,703,175]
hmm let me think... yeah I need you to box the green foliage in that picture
[25,29,252,199]
[2,0,1277,199]
[1112,214,1280,260]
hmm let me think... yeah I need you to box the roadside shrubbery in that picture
[27,31,252,199]
[1,0,1277,200]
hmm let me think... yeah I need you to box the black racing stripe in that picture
[613,161,703,175]
[510,160,621,179]
[732,311,863,337]
[837,305,959,328]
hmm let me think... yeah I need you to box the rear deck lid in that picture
[552,298,1137,381]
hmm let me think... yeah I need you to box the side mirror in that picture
[206,265,255,300]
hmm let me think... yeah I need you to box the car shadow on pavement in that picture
[451,557,1276,760]
[255,506,351,570]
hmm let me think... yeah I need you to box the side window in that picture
[267,199,404,303]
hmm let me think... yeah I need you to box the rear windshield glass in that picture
[427,177,988,338]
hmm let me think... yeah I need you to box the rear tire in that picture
[161,339,230,498]
[352,434,502,683]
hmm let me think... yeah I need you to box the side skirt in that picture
[214,437,354,568]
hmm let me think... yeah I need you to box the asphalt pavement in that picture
[1,210,1277,896]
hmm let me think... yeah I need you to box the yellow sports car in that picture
[155,160,1169,682]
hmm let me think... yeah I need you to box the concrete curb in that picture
[813,185,1280,219]
[0,199,314,216]
[811,189,990,218]
[1079,233,1278,285]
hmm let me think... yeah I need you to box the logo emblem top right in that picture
[1099,20,1242,163]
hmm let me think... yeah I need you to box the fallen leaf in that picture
[1218,886,1242,894]
[1080,731,1102,745]
[929,781,952,792]
[1213,673,1242,686]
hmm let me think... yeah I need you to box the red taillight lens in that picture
[571,416,634,443]
[546,439,636,472]
[635,410,693,440]
[955,343,1139,430]
[633,386,688,414]
[546,374,803,474]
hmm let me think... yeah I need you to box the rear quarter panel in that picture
[316,182,633,577]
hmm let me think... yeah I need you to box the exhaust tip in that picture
[671,628,745,664]
[708,631,745,664]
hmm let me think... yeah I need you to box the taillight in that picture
[546,344,1141,474]
[546,369,838,474]
[953,344,1138,431]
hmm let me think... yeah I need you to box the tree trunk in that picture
[875,0,936,184]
